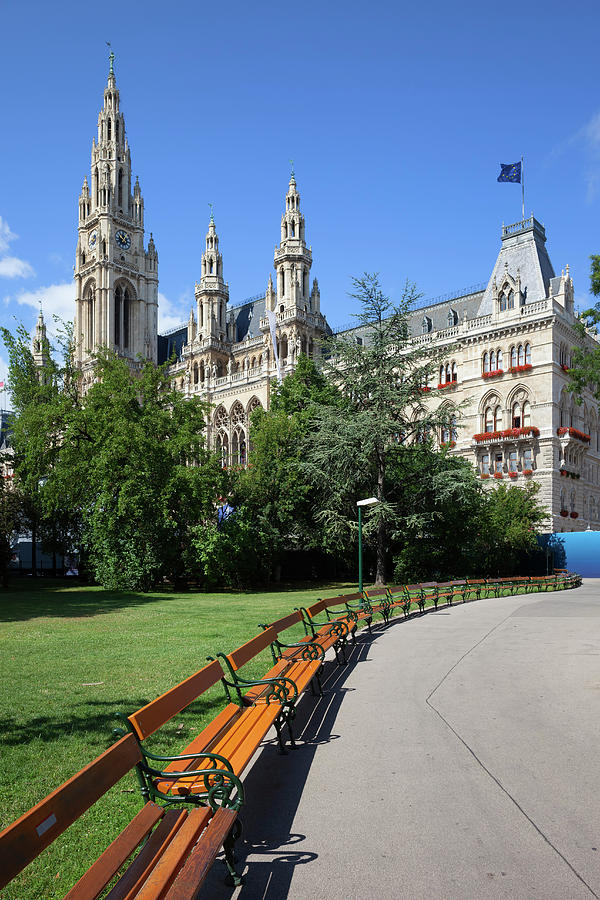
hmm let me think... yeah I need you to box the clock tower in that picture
[74,53,158,379]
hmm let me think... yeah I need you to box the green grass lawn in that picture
[0,578,354,899]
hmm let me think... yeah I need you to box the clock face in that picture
[115,229,131,250]
[88,230,97,249]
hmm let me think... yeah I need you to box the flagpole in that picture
[521,155,525,221]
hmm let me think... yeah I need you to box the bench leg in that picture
[274,716,288,754]
[223,819,244,886]
[283,706,296,748]
[314,669,324,697]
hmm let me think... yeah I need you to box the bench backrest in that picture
[129,659,226,740]
[420,581,437,589]
[0,734,144,889]
[226,627,278,672]
[451,580,466,586]
[268,610,303,634]
[306,599,327,617]
[365,589,387,599]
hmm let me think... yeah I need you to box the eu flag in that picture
[498,162,521,183]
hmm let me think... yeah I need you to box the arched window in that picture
[499,292,507,311]
[216,432,228,468]
[508,290,515,309]
[483,352,489,373]
[107,118,111,141]
[490,350,496,370]
[422,316,432,334]
[511,346,517,368]
[281,335,288,360]
[497,350,503,370]
[508,450,517,472]
[123,288,130,349]
[518,344,525,366]
[114,285,122,346]
[451,362,457,381]
[200,362,205,382]
[291,220,295,237]
[439,364,445,385]
[481,453,490,475]
[512,403,521,428]
[523,447,533,470]
[445,364,451,382]
[118,168,123,207]
[522,401,531,427]
[525,343,531,365]
[116,120,119,142]
[193,362,198,385]
[447,309,458,327]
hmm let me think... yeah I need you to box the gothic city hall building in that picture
[72,62,600,533]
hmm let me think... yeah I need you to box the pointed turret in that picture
[74,54,159,375]
[195,213,229,343]
[32,308,50,377]
[275,168,312,307]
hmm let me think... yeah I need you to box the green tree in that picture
[566,255,600,402]
[476,481,547,576]
[302,273,462,584]
[392,449,485,582]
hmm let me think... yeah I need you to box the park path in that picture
[203,581,600,899]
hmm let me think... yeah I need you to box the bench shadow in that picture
[196,627,378,899]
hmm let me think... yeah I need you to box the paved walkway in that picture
[204,581,600,899]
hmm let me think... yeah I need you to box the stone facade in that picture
[71,63,599,533]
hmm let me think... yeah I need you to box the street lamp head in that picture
[356,496,379,507]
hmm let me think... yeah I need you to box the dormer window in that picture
[499,292,507,311]
[422,316,432,334]
[447,309,458,327]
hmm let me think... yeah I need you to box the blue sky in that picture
[1,0,599,386]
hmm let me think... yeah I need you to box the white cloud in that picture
[158,291,189,333]
[0,215,34,280]
[8,281,75,340]
[0,217,17,255]
[0,257,35,278]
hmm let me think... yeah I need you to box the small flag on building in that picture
[497,162,521,183]
[0,382,5,389]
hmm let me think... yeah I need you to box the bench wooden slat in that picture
[134,806,212,900]
[268,610,303,633]
[0,734,141,890]
[226,627,278,672]
[63,803,165,900]
[165,808,238,900]
[129,661,226,741]
[104,809,188,900]
[306,599,327,617]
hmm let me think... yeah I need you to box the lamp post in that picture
[356,497,379,593]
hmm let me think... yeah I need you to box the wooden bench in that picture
[297,599,353,663]
[465,579,487,601]
[436,580,466,606]
[258,610,325,697]
[362,588,393,625]
[122,642,302,808]
[0,733,243,898]
[392,583,428,615]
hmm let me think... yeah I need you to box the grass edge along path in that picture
[0,579,542,898]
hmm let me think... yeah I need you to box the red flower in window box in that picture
[493,472,503,478]
[480,473,490,479]
[560,509,569,517]
[482,369,504,379]
[509,364,533,374]
[508,471,518,478]
[440,440,456,449]
[570,511,579,519]
[561,364,570,372]
[560,469,566,476]
[420,386,431,392]
[557,426,590,443]
[437,381,457,390]
[522,469,533,476]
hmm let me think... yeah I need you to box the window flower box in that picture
[508,471,518,478]
[440,440,456,449]
[560,509,569,517]
[493,472,503,479]
[473,426,539,443]
[482,369,504,379]
[557,426,590,443]
[420,386,431,392]
[522,469,533,476]
[480,473,490,479]
[509,364,533,374]
[570,511,579,519]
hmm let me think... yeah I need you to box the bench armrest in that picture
[274,639,325,661]
[145,765,245,810]
[309,617,350,637]
[222,673,299,705]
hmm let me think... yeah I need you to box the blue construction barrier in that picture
[539,532,600,578]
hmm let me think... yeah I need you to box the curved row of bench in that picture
[0,570,581,898]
